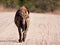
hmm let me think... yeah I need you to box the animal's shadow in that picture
[0,40,18,43]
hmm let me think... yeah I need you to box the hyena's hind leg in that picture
[23,30,27,42]
[22,21,28,42]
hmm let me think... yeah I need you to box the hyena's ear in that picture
[15,9,20,16]
[27,9,30,14]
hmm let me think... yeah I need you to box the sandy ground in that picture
[0,12,60,45]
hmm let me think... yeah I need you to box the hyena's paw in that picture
[18,39,22,43]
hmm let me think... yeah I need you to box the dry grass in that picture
[45,9,60,15]
[0,5,60,14]
[0,5,16,12]
[51,9,60,15]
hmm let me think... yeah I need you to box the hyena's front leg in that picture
[18,27,22,42]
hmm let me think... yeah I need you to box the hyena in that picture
[14,6,30,42]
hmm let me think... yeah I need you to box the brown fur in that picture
[14,6,30,42]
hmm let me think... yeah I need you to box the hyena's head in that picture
[20,5,29,19]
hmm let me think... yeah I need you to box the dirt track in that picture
[0,12,60,45]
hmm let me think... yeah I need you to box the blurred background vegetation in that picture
[0,0,60,12]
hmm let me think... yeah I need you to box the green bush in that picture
[0,0,60,12]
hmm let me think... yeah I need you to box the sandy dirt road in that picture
[0,12,60,45]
